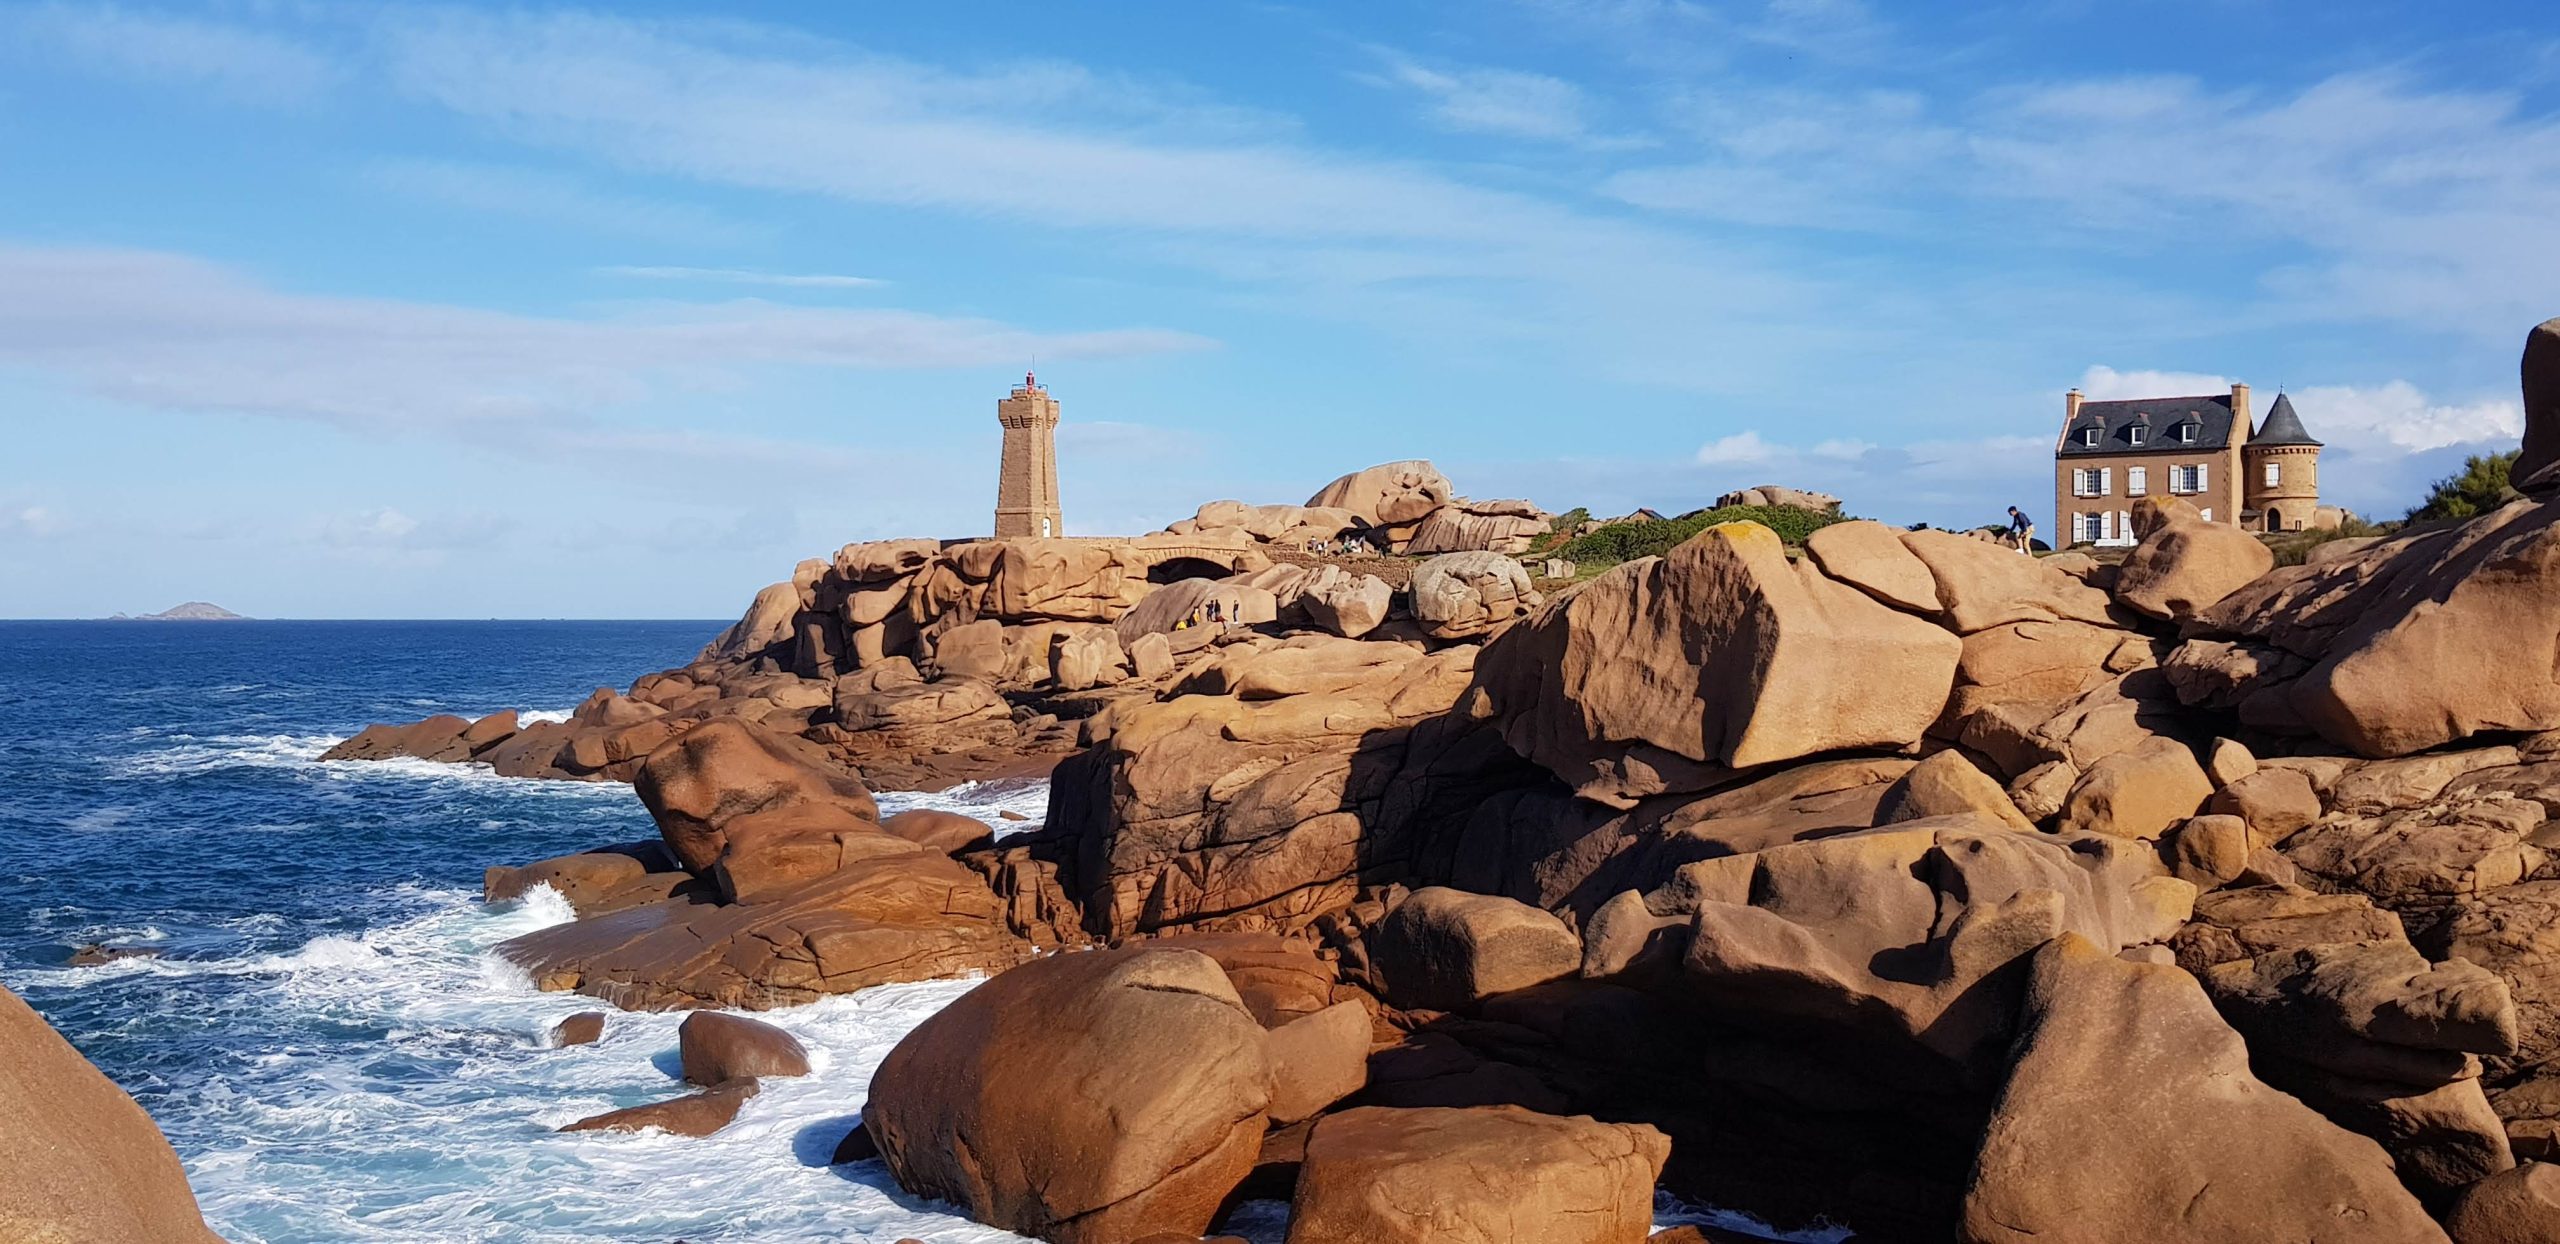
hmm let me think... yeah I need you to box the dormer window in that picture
[2176,423,2198,444]
[2081,427,2101,448]
[2127,426,2147,447]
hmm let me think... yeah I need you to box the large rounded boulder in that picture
[1305,460,1454,527]
[633,718,881,874]
[866,947,1275,1243]
[1,984,222,1243]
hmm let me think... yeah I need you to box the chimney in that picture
[2065,388,2084,422]
[2231,382,2252,436]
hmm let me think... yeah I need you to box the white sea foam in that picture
[517,708,574,725]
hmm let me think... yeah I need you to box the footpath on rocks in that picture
[22,322,2560,1242]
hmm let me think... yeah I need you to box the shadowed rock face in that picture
[1964,935,2450,1244]
[0,984,223,1244]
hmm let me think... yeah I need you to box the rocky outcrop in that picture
[2518,318,2560,494]
[2179,498,2560,755]
[1962,935,2447,1243]
[1305,461,1454,527]
[2111,496,2276,622]
[634,719,881,874]
[0,984,221,1244]
[1408,551,1541,640]
[1479,521,1960,807]
[1051,637,1497,940]
[1368,887,1581,1012]
[1714,485,1839,512]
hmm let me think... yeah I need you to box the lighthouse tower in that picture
[993,372,1063,539]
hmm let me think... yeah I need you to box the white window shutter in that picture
[2101,467,2112,495]
[2197,463,2208,491]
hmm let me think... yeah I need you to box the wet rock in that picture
[559,1078,760,1138]
[551,1012,607,1047]
[679,1012,810,1085]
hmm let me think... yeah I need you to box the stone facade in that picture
[994,373,1063,540]
[2239,393,2327,532]
[2053,385,2248,547]
[2052,383,2326,546]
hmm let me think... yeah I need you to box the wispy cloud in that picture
[1362,51,1641,148]
[0,244,1212,462]
[596,265,884,288]
[3,2,338,106]
[366,159,764,246]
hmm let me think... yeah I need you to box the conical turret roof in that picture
[2253,393,2320,447]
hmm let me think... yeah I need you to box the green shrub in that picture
[1554,504,1848,566]
[1548,506,1591,533]
[2407,451,2520,522]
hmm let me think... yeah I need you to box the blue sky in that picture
[2,0,2556,618]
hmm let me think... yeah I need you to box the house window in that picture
[2127,466,2147,496]
[2177,424,2197,444]
[2170,464,2207,494]
[2200,508,2213,522]
[2128,425,2147,447]
[2072,467,2103,497]
[2264,461,2280,488]
[2082,427,2101,447]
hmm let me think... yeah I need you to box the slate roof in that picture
[2058,393,2237,457]
[2252,393,2321,447]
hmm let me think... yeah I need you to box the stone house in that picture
[2051,383,2326,547]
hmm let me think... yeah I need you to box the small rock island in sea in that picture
[106,602,250,621]
[22,330,2560,1242]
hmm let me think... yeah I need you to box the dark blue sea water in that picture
[0,621,1057,1244]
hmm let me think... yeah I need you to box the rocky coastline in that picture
[19,323,2560,1241]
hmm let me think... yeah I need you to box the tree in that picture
[2406,450,2520,522]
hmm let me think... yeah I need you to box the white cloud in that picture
[2289,381,2521,455]
[2076,365,2234,400]
[320,507,421,547]
[0,505,68,537]
[0,244,1211,457]
[1695,430,1778,465]
[597,266,884,288]
[4,3,338,105]
[1810,437,1876,460]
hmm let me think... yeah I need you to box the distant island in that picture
[107,602,249,621]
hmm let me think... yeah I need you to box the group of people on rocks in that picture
[1303,535,1374,556]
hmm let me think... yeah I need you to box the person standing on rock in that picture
[2006,506,2035,554]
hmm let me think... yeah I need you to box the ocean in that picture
[0,620,1066,1244]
